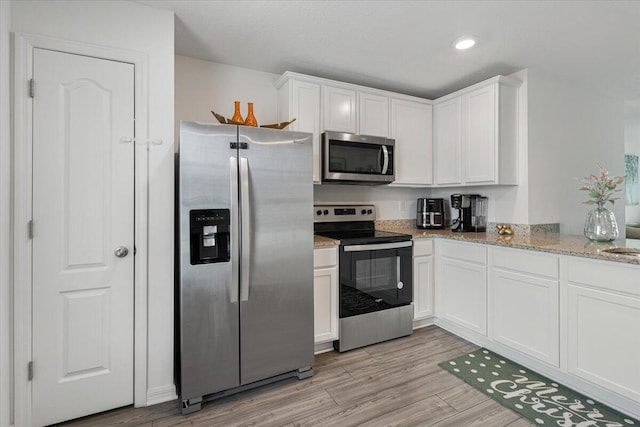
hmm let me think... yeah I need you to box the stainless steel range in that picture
[314,205,413,352]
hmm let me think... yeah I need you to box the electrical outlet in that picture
[398,200,406,211]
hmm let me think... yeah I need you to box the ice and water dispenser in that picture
[189,209,230,264]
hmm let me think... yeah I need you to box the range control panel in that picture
[313,205,375,222]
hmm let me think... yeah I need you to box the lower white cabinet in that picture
[436,240,487,335]
[313,246,338,344]
[566,258,640,402]
[413,239,434,320]
[489,248,559,366]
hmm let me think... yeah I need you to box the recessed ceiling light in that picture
[454,37,477,50]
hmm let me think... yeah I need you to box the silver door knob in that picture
[114,246,129,258]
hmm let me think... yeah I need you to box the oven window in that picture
[329,140,391,175]
[340,246,412,317]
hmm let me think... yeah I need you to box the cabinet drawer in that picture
[314,247,337,268]
[438,240,486,264]
[567,257,640,295]
[413,239,433,257]
[492,247,558,279]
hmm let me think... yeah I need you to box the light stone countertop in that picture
[376,224,640,266]
[314,225,640,266]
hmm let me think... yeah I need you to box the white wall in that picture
[526,68,626,235]
[10,0,176,405]
[175,55,279,149]
[625,99,640,225]
[1,1,13,424]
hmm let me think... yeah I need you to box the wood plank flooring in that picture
[60,326,533,427]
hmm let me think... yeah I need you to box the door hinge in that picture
[29,79,34,98]
[28,361,33,381]
[28,220,33,239]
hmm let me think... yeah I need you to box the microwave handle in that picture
[380,145,389,175]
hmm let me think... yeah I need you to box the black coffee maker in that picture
[450,194,488,232]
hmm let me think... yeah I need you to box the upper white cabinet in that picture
[433,76,520,186]
[276,72,433,186]
[358,92,389,137]
[277,77,321,183]
[433,97,462,185]
[322,85,357,133]
[391,99,433,186]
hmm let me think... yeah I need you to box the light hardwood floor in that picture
[59,326,533,426]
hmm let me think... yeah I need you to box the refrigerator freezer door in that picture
[238,127,315,385]
[178,122,240,400]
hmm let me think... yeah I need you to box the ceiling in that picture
[137,0,640,100]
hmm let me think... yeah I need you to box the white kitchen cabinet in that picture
[276,76,321,183]
[313,246,339,344]
[436,240,487,335]
[489,247,560,366]
[390,99,433,186]
[322,85,357,133]
[358,91,389,137]
[413,239,434,320]
[433,76,519,186]
[566,257,640,402]
[433,97,462,185]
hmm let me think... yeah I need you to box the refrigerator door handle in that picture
[230,157,239,303]
[240,156,251,301]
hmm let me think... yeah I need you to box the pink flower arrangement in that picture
[575,164,624,206]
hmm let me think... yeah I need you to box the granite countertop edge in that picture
[315,228,640,266]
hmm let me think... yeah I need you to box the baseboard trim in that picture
[145,384,177,406]
[314,341,334,355]
[413,316,435,330]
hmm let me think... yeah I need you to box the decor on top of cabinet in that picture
[261,118,297,129]
[210,109,244,125]
[231,100,245,124]
[244,102,258,127]
[576,164,624,242]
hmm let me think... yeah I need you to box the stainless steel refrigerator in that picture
[176,122,314,414]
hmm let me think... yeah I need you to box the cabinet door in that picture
[434,97,462,185]
[358,92,389,137]
[567,283,640,401]
[322,86,356,133]
[439,257,487,335]
[313,267,338,344]
[413,255,434,320]
[391,99,433,186]
[491,269,559,366]
[464,84,496,184]
[284,80,321,183]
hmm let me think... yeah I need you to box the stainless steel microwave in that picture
[321,131,395,184]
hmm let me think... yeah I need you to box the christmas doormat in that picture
[439,348,639,426]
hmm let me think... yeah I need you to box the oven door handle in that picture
[343,240,412,252]
[380,145,389,175]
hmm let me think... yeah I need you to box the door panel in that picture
[177,123,240,400]
[32,48,134,426]
[238,127,314,385]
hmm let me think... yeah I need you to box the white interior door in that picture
[31,48,135,426]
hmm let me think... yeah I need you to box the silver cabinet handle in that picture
[239,157,251,302]
[114,246,129,258]
[230,157,239,304]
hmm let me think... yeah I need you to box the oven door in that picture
[339,240,412,318]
